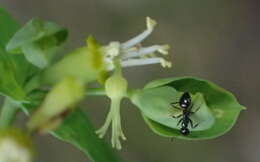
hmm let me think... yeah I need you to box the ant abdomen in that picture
[180,127,190,135]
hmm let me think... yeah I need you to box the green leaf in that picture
[130,76,245,140]
[6,18,68,68]
[0,8,27,100]
[131,87,214,130]
[0,7,39,96]
[52,110,121,162]
[0,8,19,49]
[0,8,40,87]
[23,90,121,162]
[0,53,25,100]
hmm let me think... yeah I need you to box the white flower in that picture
[102,17,171,71]
[0,129,33,162]
[96,17,172,150]
[0,138,31,162]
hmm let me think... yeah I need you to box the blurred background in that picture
[0,0,259,162]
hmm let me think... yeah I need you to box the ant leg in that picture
[190,103,201,114]
[173,106,182,111]
[189,118,199,128]
[177,118,183,126]
[170,103,182,111]
[188,103,194,112]
[172,114,182,119]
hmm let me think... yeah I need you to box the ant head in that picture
[180,127,190,136]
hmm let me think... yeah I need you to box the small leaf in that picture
[131,76,245,140]
[0,7,39,100]
[0,53,25,100]
[0,8,19,49]
[6,18,68,68]
[131,87,214,137]
[52,110,121,162]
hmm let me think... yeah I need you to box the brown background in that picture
[0,0,259,162]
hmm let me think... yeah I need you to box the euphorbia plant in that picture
[0,6,245,162]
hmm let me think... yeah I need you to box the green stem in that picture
[86,88,106,96]
[0,98,18,129]
[86,88,139,98]
[127,88,139,98]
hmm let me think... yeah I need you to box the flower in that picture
[44,17,171,85]
[102,17,171,71]
[0,129,33,162]
[96,17,172,149]
[96,68,128,150]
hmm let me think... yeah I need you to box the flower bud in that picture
[27,77,84,133]
[43,36,106,84]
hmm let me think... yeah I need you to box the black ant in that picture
[171,92,200,136]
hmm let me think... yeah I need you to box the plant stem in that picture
[86,88,139,98]
[0,98,18,129]
[86,88,106,96]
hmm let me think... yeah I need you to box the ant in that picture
[171,92,200,136]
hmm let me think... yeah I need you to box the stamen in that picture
[123,47,138,55]
[102,17,172,72]
[120,57,172,68]
[121,17,157,49]
[146,17,157,30]
[121,57,163,68]
[157,44,170,55]
[121,44,170,59]
[160,58,172,68]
